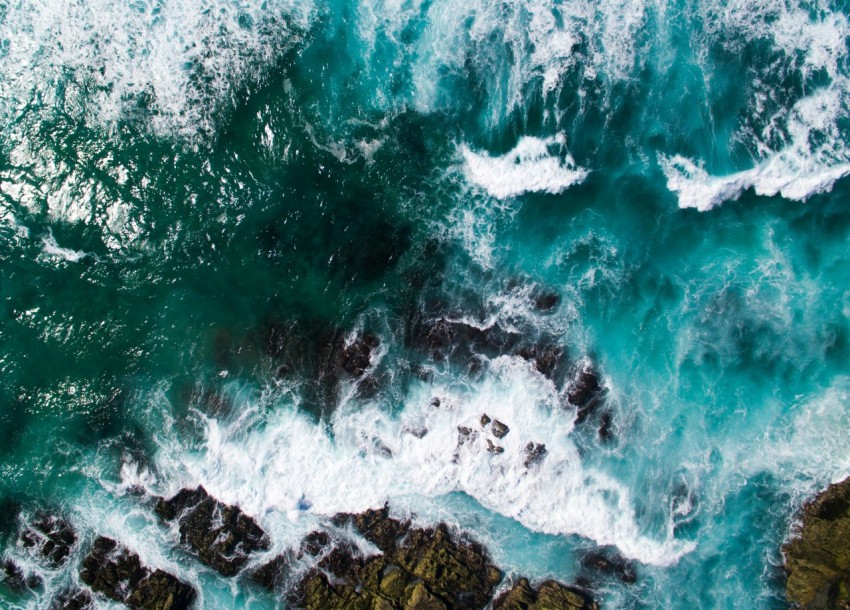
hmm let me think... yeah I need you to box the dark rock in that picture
[598,411,614,442]
[491,420,509,439]
[566,361,605,422]
[486,440,505,455]
[784,477,850,609]
[341,335,379,377]
[80,536,195,610]
[275,363,291,378]
[3,559,41,592]
[301,531,331,557]
[480,414,491,427]
[155,486,270,576]
[296,512,502,610]
[534,291,560,312]
[494,578,598,610]
[516,344,566,380]
[20,513,77,568]
[51,588,93,610]
[580,549,637,584]
[409,317,520,362]
[405,426,429,439]
[251,553,292,590]
[523,442,548,468]
[430,397,441,408]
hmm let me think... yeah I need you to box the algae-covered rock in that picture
[784,477,850,609]
[80,536,195,610]
[494,578,598,610]
[155,486,269,576]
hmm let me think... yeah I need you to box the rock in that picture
[494,578,598,610]
[516,344,566,380]
[523,442,547,468]
[480,414,491,427]
[486,439,505,455]
[295,511,502,610]
[566,361,605,422]
[251,553,292,590]
[20,513,77,568]
[155,486,270,576]
[784,477,850,609]
[300,530,331,557]
[341,335,379,377]
[50,588,93,610]
[534,291,560,312]
[491,420,509,439]
[3,559,41,592]
[408,317,519,362]
[598,411,614,442]
[80,536,195,610]
[580,549,637,584]
[430,397,441,408]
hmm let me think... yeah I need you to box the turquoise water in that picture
[2,0,850,607]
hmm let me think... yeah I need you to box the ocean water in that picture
[2,0,850,607]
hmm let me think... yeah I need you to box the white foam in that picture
[0,0,315,138]
[461,134,589,200]
[146,355,693,568]
[40,232,91,263]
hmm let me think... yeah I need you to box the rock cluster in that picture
[493,578,598,610]
[80,537,195,610]
[784,477,850,609]
[155,486,270,576]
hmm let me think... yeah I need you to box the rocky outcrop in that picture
[155,486,270,576]
[784,477,850,609]
[3,559,41,592]
[493,578,598,610]
[565,361,605,423]
[80,536,195,610]
[293,506,503,610]
[20,513,77,568]
[580,549,636,584]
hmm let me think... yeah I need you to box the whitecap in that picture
[461,134,589,200]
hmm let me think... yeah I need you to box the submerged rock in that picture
[494,578,598,610]
[80,536,195,610]
[50,588,93,610]
[3,559,41,592]
[155,486,270,576]
[534,290,560,312]
[516,344,566,380]
[580,549,637,584]
[784,477,850,609]
[340,334,380,377]
[20,513,77,568]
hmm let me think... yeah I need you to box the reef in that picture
[784,477,850,609]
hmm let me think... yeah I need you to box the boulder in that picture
[155,486,270,576]
[20,513,77,568]
[566,361,605,422]
[486,440,505,455]
[491,420,510,439]
[523,442,547,468]
[534,291,560,312]
[80,536,195,610]
[784,477,850,609]
[494,578,598,610]
[480,414,492,427]
[516,344,566,380]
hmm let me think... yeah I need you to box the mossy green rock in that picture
[493,578,598,610]
[785,477,850,609]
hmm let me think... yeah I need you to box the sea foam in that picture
[461,135,589,199]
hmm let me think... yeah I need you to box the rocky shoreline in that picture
[784,477,850,610]
[2,490,607,609]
